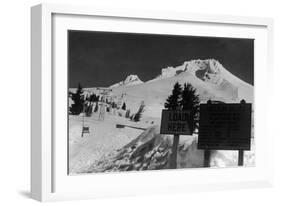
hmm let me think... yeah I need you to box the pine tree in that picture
[125,109,130,118]
[89,93,99,102]
[164,82,182,169]
[70,83,85,115]
[133,101,145,122]
[164,82,182,110]
[181,83,200,133]
[122,102,126,110]
[112,102,117,109]
[94,102,99,113]
[85,104,93,117]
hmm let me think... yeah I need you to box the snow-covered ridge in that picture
[184,59,251,87]
[110,74,143,88]
[155,59,250,86]
[149,59,253,101]
[155,63,187,80]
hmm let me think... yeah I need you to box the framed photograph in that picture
[31,3,274,201]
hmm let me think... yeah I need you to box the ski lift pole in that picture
[81,103,90,137]
[81,103,85,137]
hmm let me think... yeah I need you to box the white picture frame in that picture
[31,3,274,202]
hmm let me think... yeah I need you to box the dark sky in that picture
[68,30,254,88]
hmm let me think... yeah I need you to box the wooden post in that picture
[238,150,244,166]
[203,100,212,167]
[204,150,211,167]
[238,99,245,166]
[170,134,180,169]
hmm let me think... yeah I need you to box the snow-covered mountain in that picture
[110,59,253,118]
[110,74,143,88]
[70,59,253,118]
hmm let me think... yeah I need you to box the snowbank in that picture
[82,125,255,173]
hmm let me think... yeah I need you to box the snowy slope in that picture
[84,125,255,173]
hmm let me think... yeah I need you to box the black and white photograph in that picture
[68,30,254,175]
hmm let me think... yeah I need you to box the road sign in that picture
[160,110,192,135]
[198,103,252,151]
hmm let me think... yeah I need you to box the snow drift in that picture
[82,125,254,173]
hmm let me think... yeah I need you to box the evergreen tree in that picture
[85,104,93,117]
[94,102,99,113]
[164,82,182,169]
[125,109,130,118]
[181,83,200,133]
[122,102,126,110]
[85,94,89,101]
[164,82,200,134]
[130,114,135,121]
[70,83,85,115]
[112,102,117,109]
[89,93,99,102]
[133,101,145,122]
[164,82,182,110]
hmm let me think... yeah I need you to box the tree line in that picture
[69,83,145,122]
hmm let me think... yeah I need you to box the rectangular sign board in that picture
[160,110,192,135]
[198,103,252,150]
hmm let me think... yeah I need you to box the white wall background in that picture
[0,0,280,205]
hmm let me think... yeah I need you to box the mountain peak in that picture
[184,59,222,74]
[148,58,253,102]
[110,74,143,88]
[155,59,222,80]
[124,74,142,84]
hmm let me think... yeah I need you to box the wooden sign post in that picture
[238,150,244,166]
[198,100,252,167]
[160,110,192,169]
[170,134,180,169]
[203,150,211,167]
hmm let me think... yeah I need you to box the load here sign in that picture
[160,110,192,135]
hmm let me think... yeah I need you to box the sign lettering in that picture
[160,110,192,135]
[198,103,252,150]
